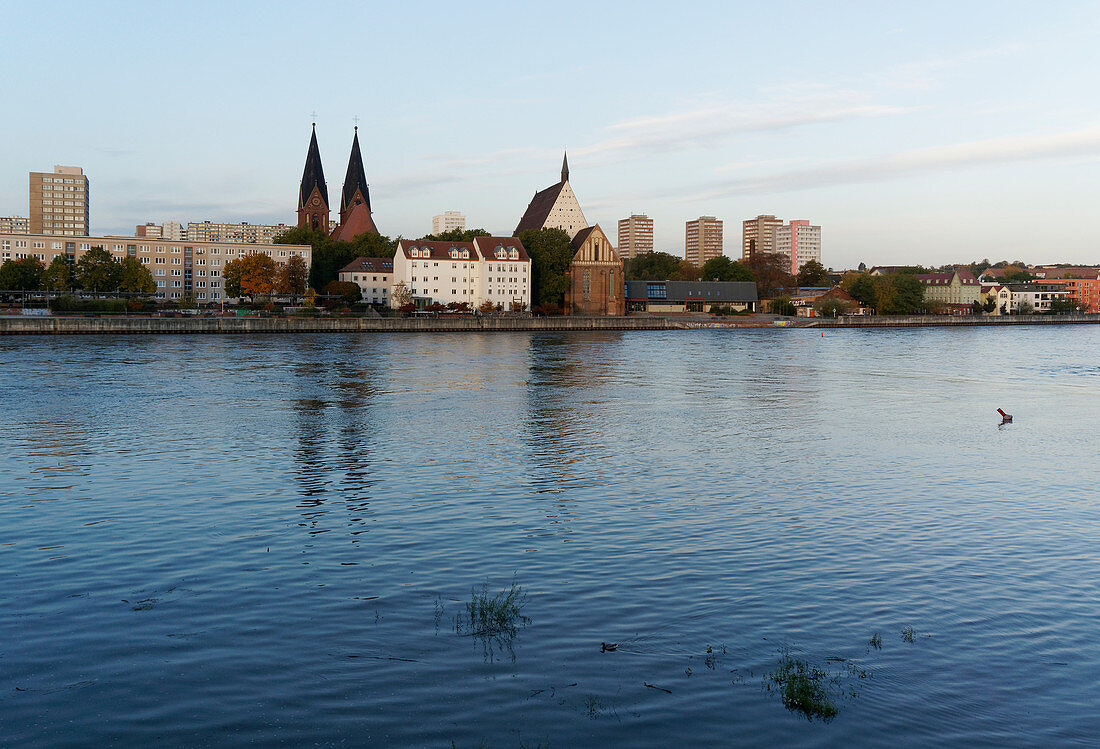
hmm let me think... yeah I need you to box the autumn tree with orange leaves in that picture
[224,252,280,298]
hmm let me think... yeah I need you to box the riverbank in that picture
[1,313,1097,334]
[0,315,676,335]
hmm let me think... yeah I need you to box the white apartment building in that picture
[0,216,29,234]
[431,211,466,235]
[392,236,530,310]
[184,220,292,244]
[993,283,1069,314]
[338,257,393,305]
[0,232,310,302]
[775,220,821,275]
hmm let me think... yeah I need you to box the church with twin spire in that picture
[297,124,379,241]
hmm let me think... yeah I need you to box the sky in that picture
[2,1,1099,269]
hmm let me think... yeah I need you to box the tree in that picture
[275,225,398,290]
[277,254,309,300]
[117,256,156,294]
[857,261,867,272]
[391,281,412,309]
[478,299,497,314]
[75,247,121,292]
[744,252,794,299]
[982,297,997,313]
[0,257,44,291]
[796,259,829,287]
[518,227,573,309]
[1016,299,1034,315]
[1004,268,1033,283]
[224,252,279,298]
[814,297,853,317]
[624,251,684,281]
[419,228,491,242]
[1048,296,1078,315]
[323,280,361,304]
[770,295,796,316]
[841,272,877,308]
[42,255,72,292]
[891,273,925,314]
[701,255,755,283]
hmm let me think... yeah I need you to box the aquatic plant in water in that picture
[765,655,839,722]
[455,576,528,637]
[901,625,915,643]
[455,576,529,660]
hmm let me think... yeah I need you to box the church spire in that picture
[340,126,371,223]
[561,151,569,183]
[297,123,330,233]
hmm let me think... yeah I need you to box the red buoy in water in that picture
[997,408,1013,423]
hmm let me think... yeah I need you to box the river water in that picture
[2,327,1098,747]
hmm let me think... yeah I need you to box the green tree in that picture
[841,272,877,308]
[892,273,925,313]
[624,251,684,281]
[345,231,399,260]
[0,257,44,290]
[42,255,72,292]
[75,247,121,292]
[982,297,997,313]
[814,297,853,317]
[701,255,755,283]
[1048,296,1077,314]
[1004,268,1033,283]
[518,227,574,310]
[795,259,829,287]
[419,228,491,242]
[117,256,156,294]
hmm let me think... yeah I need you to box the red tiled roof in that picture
[514,181,566,236]
[473,236,530,262]
[1030,267,1100,279]
[396,239,476,261]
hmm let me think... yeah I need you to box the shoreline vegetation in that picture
[1,313,1098,335]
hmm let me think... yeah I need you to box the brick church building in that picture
[297,124,379,241]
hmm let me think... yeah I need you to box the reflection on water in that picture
[2,328,1100,746]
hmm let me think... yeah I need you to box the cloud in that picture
[574,94,921,160]
[678,126,1100,201]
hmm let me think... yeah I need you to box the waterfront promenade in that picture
[1,313,1098,334]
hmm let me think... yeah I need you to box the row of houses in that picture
[338,227,627,315]
[864,266,1094,314]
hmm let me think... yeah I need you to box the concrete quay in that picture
[0,315,676,335]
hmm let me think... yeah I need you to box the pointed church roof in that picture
[299,124,329,208]
[341,128,371,213]
[561,151,569,182]
[514,181,567,236]
[331,200,379,242]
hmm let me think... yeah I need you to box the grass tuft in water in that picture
[455,575,529,638]
[765,655,839,722]
[901,625,915,643]
[869,632,882,649]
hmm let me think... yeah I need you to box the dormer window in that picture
[450,249,458,259]
[461,250,469,259]
[509,249,518,260]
